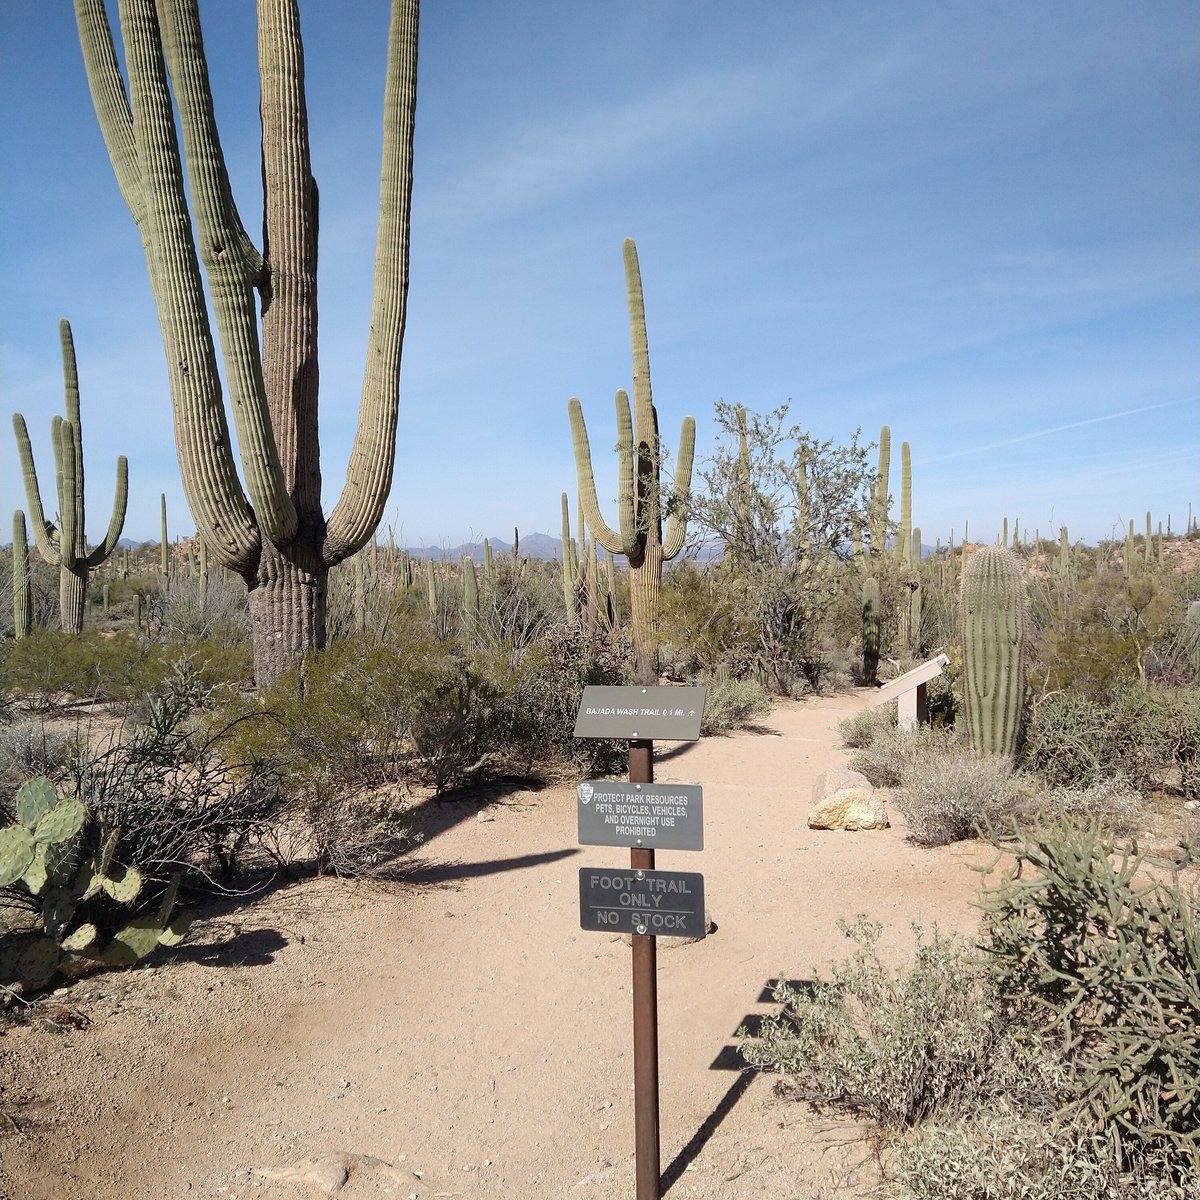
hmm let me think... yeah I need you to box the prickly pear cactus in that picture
[1,778,185,995]
[959,547,1027,759]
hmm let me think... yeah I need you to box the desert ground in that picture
[2,690,1005,1199]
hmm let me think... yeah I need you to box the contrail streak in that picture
[919,398,1196,465]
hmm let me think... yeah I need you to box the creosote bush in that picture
[739,916,1012,1129]
[698,674,771,735]
[896,751,1028,847]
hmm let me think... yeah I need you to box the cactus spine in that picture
[13,319,128,634]
[960,546,1027,759]
[12,510,32,639]
[75,0,419,686]
[569,239,695,681]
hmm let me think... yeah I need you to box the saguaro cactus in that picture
[861,575,880,684]
[13,320,128,634]
[895,441,911,561]
[569,239,695,682]
[12,511,32,640]
[868,425,891,556]
[75,0,419,685]
[960,546,1027,759]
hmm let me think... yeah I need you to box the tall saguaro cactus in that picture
[569,239,695,682]
[868,424,891,556]
[74,0,419,685]
[960,546,1027,759]
[13,320,128,634]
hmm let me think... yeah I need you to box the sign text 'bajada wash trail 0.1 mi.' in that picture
[573,685,706,741]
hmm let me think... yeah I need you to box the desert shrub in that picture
[0,719,80,794]
[977,820,1200,1181]
[896,751,1028,847]
[699,674,770,734]
[739,916,1012,1129]
[494,623,631,778]
[0,629,250,713]
[1031,776,1143,834]
[657,561,759,679]
[67,698,285,880]
[838,703,896,749]
[846,723,961,788]
[889,1108,1173,1200]
[1024,687,1199,798]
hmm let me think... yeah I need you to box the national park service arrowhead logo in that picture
[577,782,594,806]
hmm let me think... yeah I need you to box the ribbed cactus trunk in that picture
[861,575,880,684]
[75,0,419,687]
[12,512,32,640]
[570,239,695,684]
[960,546,1027,759]
[869,425,891,556]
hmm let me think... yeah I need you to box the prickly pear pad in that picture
[15,777,57,829]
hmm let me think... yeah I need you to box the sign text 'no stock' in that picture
[573,686,707,741]
[577,781,704,851]
[578,867,707,939]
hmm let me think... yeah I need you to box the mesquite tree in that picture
[74,0,419,684]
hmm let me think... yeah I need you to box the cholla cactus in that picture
[13,319,128,633]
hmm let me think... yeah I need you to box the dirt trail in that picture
[2,692,999,1199]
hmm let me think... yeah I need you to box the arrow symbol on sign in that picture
[688,710,696,717]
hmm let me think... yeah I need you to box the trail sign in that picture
[579,867,706,939]
[577,781,704,851]
[573,685,707,741]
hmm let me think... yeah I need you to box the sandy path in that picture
[2,692,999,1199]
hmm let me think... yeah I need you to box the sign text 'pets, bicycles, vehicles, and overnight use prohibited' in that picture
[576,781,703,851]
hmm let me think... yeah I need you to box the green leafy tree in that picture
[689,401,873,692]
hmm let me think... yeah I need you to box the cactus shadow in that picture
[394,847,580,887]
[405,776,545,847]
[160,925,288,969]
[661,976,817,1192]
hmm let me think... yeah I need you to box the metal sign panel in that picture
[573,686,707,741]
[577,781,703,851]
[578,867,706,939]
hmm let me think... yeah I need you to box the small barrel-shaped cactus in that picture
[959,546,1027,759]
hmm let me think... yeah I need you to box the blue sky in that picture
[1,1,1197,550]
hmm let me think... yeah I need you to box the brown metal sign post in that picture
[574,685,706,1200]
[629,737,659,1200]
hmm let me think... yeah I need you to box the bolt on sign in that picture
[573,685,706,741]
[578,868,707,939]
[577,781,704,851]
